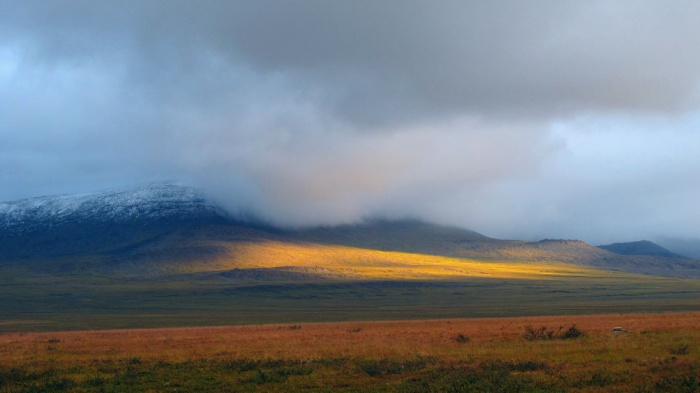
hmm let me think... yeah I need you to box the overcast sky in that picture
[2,1,700,244]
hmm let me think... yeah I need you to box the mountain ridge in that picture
[0,183,225,229]
[1,184,699,279]
[0,184,230,259]
[598,240,687,259]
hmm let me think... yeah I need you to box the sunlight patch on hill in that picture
[190,240,619,280]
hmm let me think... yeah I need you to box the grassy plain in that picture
[1,312,699,392]
[3,236,700,390]
[3,268,700,332]
[3,240,700,332]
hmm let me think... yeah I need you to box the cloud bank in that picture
[2,1,700,244]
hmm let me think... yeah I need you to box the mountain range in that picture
[1,183,698,279]
[3,183,700,331]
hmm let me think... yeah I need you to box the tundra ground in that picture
[1,312,699,392]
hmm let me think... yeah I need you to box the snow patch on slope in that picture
[0,183,224,235]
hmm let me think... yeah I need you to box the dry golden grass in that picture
[3,312,697,364]
[2,313,699,392]
[190,240,620,280]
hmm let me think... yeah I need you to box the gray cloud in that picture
[2,1,700,244]
[5,1,700,122]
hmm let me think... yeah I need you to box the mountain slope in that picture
[294,219,493,256]
[0,184,229,259]
[1,184,699,279]
[3,185,700,332]
[599,240,687,258]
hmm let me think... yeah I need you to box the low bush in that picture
[358,356,436,377]
[246,365,313,384]
[669,344,690,355]
[454,333,470,343]
[523,324,583,341]
[558,324,584,339]
[655,374,699,392]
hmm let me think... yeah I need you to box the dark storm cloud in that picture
[5,1,700,122]
[2,1,700,243]
[222,0,700,120]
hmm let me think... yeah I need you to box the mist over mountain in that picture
[655,238,700,261]
[2,184,699,280]
[3,2,700,247]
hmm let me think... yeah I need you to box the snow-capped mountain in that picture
[0,184,230,259]
[0,184,224,235]
[2,184,698,279]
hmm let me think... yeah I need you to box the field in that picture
[4,240,700,332]
[3,269,700,332]
[3,230,700,391]
[1,312,699,392]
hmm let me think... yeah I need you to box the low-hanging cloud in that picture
[2,1,700,244]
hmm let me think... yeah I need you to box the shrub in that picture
[559,324,584,339]
[524,324,583,341]
[482,360,549,373]
[358,356,435,377]
[0,368,42,385]
[248,369,284,384]
[669,344,690,355]
[655,374,699,392]
[454,333,470,343]
[523,325,555,341]
[39,377,76,391]
[246,366,313,384]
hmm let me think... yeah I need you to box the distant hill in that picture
[1,184,699,279]
[598,240,687,259]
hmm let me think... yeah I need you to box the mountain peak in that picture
[0,183,223,229]
[598,240,687,259]
[0,184,230,259]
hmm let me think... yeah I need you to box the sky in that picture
[2,0,700,244]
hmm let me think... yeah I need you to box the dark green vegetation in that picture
[0,358,582,392]
[3,268,700,332]
[0,357,565,392]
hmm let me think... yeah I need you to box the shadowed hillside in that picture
[2,184,700,279]
[294,219,493,256]
[0,184,229,260]
[599,240,687,258]
[2,185,700,331]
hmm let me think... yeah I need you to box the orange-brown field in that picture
[2,312,699,392]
